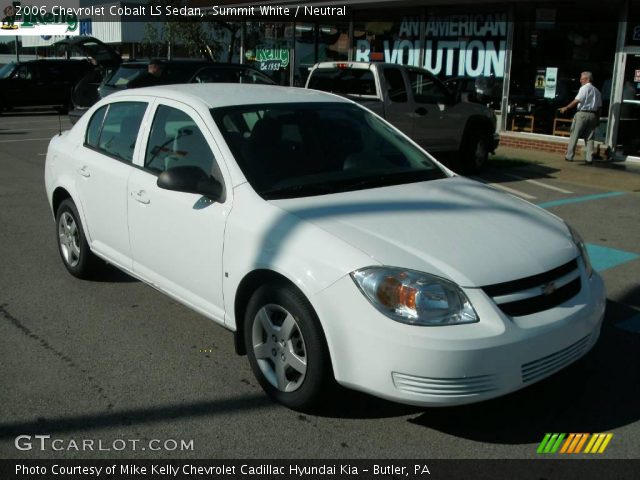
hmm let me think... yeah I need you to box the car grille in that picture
[481,259,581,317]
[521,335,591,383]
[392,372,498,397]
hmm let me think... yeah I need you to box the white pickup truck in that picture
[306,62,500,171]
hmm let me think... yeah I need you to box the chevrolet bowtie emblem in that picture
[542,282,557,295]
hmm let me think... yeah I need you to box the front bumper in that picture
[311,269,605,407]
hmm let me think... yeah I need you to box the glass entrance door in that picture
[616,53,640,156]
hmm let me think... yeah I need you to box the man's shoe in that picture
[565,157,573,162]
[584,161,595,166]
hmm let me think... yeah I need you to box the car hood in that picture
[270,176,576,287]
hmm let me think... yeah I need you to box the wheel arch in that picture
[51,185,93,246]
[462,115,495,144]
[233,269,324,357]
[52,186,72,218]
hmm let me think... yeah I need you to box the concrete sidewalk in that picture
[490,146,640,193]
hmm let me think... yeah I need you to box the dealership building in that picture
[186,0,640,161]
[17,0,640,160]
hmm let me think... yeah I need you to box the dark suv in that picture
[0,59,92,113]
[69,60,275,124]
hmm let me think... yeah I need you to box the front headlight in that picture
[568,224,593,278]
[350,267,479,326]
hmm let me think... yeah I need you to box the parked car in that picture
[69,60,275,124]
[306,62,499,171]
[0,59,92,113]
[45,84,605,410]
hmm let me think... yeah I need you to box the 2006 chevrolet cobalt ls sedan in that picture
[45,84,605,409]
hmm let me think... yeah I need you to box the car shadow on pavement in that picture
[88,261,140,283]
[0,395,273,439]
[407,296,640,444]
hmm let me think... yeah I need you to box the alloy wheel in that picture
[251,304,308,393]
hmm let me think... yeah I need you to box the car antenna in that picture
[58,112,62,136]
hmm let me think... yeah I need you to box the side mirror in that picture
[157,166,223,201]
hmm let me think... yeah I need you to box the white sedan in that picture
[45,84,606,410]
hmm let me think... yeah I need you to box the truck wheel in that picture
[460,130,490,173]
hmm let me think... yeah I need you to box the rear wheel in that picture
[244,283,331,410]
[56,199,97,279]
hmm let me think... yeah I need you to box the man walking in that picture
[559,71,602,165]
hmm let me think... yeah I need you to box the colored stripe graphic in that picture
[536,191,626,209]
[537,433,565,453]
[538,433,613,454]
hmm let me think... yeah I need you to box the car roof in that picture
[109,83,350,108]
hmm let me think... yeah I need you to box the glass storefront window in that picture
[508,5,617,136]
[318,23,349,62]
[353,10,422,64]
[212,22,242,63]
[244,22,292,85]
[294,22,315,86]
[294,22,349,86]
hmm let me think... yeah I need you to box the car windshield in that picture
[0,62,16,79]
[211,102,447,199]
[105,65,146,87]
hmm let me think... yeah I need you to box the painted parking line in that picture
[469,176,537,200]
[616,314,640,334]
[537,192,627,209]
[586,244,640,272]
[501,173,574,194]
[0,137,52,143]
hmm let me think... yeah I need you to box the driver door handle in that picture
[78,165,91,178]
[415,107,428,116]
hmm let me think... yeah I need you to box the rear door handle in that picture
[132,190,150,205]
[78,165,90,178]
[415,107,428,116]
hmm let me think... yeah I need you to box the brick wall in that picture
[498,132,578,156]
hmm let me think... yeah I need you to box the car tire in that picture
[244,283,332,410]
[460,129,490,173]
[55,199,97,279]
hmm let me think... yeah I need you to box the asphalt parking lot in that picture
[0,110,638,460]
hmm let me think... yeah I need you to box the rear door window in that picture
[95,102,147,162]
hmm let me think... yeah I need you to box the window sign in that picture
[251,44,290,71]
[355,13,507,78]
[535,68,546,97]
[544,67,558,100]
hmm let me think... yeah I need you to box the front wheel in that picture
[244,283,332,410]
[460,130,490,173]
[56,199,97,279]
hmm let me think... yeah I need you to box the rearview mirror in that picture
[157,166,223,201]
